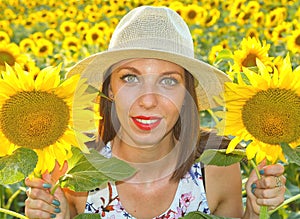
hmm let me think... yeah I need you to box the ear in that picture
[108,85,114,99]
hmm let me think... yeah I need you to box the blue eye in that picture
[161,77,178,86]
[121,74,139,83]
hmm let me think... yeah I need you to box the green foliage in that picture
[59,148,136,192]
[281,143,300,166]
[0,148,37,185]
[197,149,246,166]
[180,211,231,219]
[74,213,102,219]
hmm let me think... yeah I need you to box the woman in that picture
[25,6,285,219]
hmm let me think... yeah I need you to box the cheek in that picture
[113,90,137,121]
[162,88,186,110]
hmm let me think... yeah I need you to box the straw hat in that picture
[67,5,230,110]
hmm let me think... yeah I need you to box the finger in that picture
[252,185,286,200]
[255,175,286,189]
[25,177,52,189]
[256,188,286,207]
[25,197,58,214]
[27,187,55,204]
[25,207,56,219]
[259,163,284,177]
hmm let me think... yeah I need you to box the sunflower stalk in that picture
[51,181,61,195]
[0,208,29,219]
[268,193,300,215]
[3,188,23,210]
[250,160,269,219]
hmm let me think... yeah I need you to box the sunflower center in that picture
[295,35,300,46]
[0,91,70,149]
[242,88,300,144]
[92,33,99,41]
[188,10,197,19]
[39,46,48,53]
[242,53,257,67]
[0,51,15,66]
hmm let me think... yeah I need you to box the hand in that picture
[244,160,286,217]
[25,162,70,219]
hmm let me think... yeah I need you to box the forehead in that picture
[111,58,185,73]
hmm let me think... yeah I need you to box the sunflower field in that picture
[0,0,300,218]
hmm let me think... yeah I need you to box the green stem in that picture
[250,160,269,219]
[51,181,60,195]
[4,189,21,210]
[0,208,28,219]
[269,193,300,215]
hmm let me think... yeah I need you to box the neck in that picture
[111,135,180,183]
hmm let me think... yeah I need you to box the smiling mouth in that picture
[132,116,162,131]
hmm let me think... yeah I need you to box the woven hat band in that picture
[108,6,194,58]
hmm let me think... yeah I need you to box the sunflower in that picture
[253,11,265,27]
[65,6,78,19]
[30,32,44,41]
[287,29,300,54]
[265,7,286,27]
[45,29,62,41]
[77,21,90,34]
[216,54,300,163]
[231,37,272,74]
[168,1,185,16]
[0,31,10,44]
[182,4,206,25]
[0,64,97,174]
[246,28,260,39]
[62,36,81,52]
[245,0,260,12]
[87,12,101,23]
[19,38,35,53]
[237,10,253,26]
[85,27,105,45]
[271,21,292,45]
[208,44,224,64]
[32,38,54,58]
[60,20,77,36]
[0,42,28,71]
[202,8,220,27]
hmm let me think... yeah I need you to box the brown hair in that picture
[97,67,228,181]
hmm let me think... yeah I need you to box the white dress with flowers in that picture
[84,144,210,218]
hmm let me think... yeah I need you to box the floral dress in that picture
[84,143,210,218]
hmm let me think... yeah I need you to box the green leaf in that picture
[86,149,136,180]
[0,148,37,185]
[74,213,102,219]
[197,149,246,166]
[180,211,232,219]
[281,143,300,166]
[59,147,135,192]
[214,49,233,63]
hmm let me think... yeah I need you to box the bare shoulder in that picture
[204,163,243,217]
[63,188,88,216]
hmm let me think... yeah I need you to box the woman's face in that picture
[109,58,186,147]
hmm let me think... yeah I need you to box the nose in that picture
[138,84,158,109]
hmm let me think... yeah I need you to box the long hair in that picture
[97,68,227,181]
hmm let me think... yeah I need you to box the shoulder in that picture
[64,188,88,216]
[204,163,243,217]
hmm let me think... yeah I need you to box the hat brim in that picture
[67,48,230,110]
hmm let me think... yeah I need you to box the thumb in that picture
[257,159,267,173]
[41,171,52,184]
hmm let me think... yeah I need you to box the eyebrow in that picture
[113,66,140,75]
[161,71,184,79]
[113,67,184,79]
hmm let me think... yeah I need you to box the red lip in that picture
[132,116,162,131]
